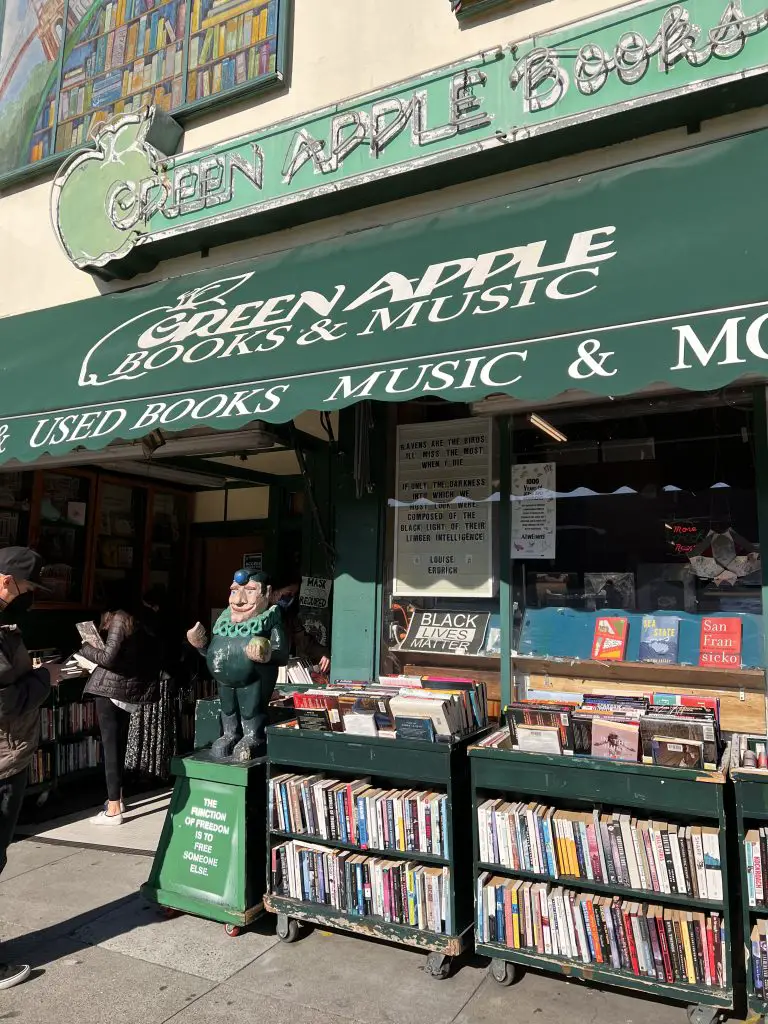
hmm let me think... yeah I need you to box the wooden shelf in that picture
[271,829,449,867]
[512,654,764,689]
[477,940,729,1007]
[264,893,464,955]
[476,862,724,911]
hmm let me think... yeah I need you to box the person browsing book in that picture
[272,577,330,673]
[77,586,161,825]
[0,547,52,990]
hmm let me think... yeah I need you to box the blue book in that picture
[638,615,680,664]
[355,862,364,916]
[356,795,368,848]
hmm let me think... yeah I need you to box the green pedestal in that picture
[141,751,266,927]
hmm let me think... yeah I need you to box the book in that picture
[699,617,742,668]
[394,716,436,742]
[651,736,704,770]
[515,724,562,755]
[639,616,680,664]
[590,718,639,761]
[591,617,628,661]
[76,621,105,650]
[295,707,332,732]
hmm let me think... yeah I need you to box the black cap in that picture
[0,547,50,591]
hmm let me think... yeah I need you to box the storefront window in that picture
[381,409,501,710]
[509,393,762,671]
[148,491,187,593]
[94,481,146,604]
[35,471,92,604]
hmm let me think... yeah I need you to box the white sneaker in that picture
[0,964,30,989]
[90,810,123,826]
[103,800,126,814]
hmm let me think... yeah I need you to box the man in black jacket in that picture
[0,547,51,989]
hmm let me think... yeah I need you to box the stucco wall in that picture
[0,0,756,319]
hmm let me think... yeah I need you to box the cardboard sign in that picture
[399,610,490,656]
[300,577,332,609]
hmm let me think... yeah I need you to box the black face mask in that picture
[0,586,34,627]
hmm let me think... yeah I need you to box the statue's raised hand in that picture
[245,637,272,663]
[187,622,208,650]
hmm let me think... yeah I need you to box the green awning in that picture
[2,126,768,465]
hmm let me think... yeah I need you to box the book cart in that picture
[469,744,734,1024]
[263,722,484,978]
[731,761,768,1023]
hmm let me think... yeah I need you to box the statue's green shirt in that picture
[206,605,288,688]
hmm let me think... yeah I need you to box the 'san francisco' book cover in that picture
[698,617,742,668]
[591,617,628,661]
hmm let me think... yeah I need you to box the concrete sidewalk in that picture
[0,839,731,1024]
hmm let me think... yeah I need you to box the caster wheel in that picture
[489,958,517,986]
[425,953,451,980]
[163,908,181,919]
[276,914,300,943]
[224,924,241,937]
[686,1006,724,1024]
[36,791,49,808]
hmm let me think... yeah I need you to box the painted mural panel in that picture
[0,0,284,176]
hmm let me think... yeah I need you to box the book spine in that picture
[661,830,678,893]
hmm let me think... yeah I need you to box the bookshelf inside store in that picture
[469,744,733,1021]
[30,670,102,798]
[731,761,768,1021]
[264,723,483,976]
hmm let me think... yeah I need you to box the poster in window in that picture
[393,418,494,598]
[511,462,556,560]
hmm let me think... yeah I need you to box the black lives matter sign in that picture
[400,610,490,656]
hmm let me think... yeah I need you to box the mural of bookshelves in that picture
[56,0,187,153]
[187,0,277,102]
[29,84,59,164]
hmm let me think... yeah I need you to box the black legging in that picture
[95,696,131,803]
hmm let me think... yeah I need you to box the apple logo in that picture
[51,106,170,271]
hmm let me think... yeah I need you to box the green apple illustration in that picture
[51,107,169,270]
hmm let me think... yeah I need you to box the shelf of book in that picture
[265,723,486,975]
[469,744,734,1018]
[271,830,450,867]
[27,672,102,798]
[731,764,768,1020]
[474,864,724,912]
[475,941,729,1007]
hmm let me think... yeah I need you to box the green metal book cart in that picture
[731,762,768,1023]
[264,723,486,978]
[469,743,734,1024]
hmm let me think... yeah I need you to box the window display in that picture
[510,394,763,670]
[35,471,92,603]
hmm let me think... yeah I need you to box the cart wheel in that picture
[686,1006,724,1024]
[489,958,517,986]
[425,953,451,980]
[36,790,49,808]
[224,924,241,937]
[163,908,181,919]
[276,913,300,943]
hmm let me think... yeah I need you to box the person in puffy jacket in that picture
[0,547,52,990]
[78,586,160,826]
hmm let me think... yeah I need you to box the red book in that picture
[655,908,674,983]
[585,897,604,963]
[592,617,628,661]
[622,903,640,975]
[698,617,742,668]
[503,883,514,949]
[706,917,716,988]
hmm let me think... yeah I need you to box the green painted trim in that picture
[169,752,262,785]
[753,385,768,674]
[141,884,263,925]
[497,416,512,708]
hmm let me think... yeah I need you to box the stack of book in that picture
[271,840,451,934]
[743,830,768,907]
[291,677,488,741]
[750,919,768,998]
[57,737,102,775]
[477,876,726,987]
[477,801,723,900]
[270,773,448,857]
[28,749,53,785]
[505,695,721,769]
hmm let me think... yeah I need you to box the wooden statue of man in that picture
[187,570,288,761]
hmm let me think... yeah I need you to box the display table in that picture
[141,750,266,935]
